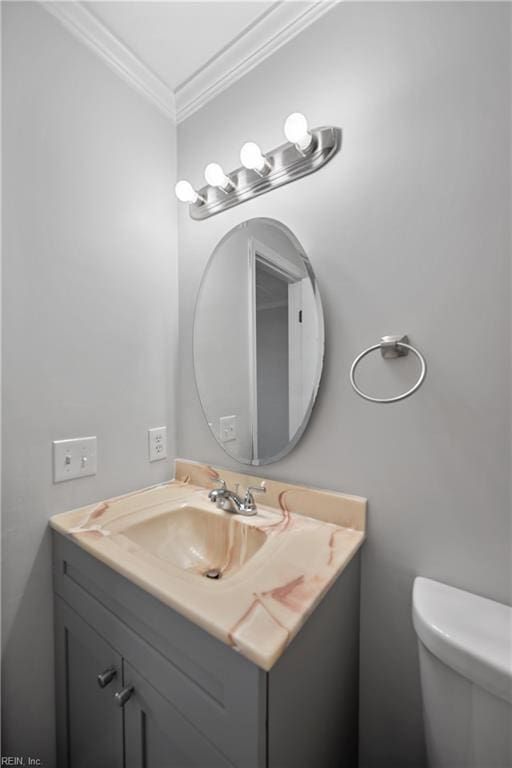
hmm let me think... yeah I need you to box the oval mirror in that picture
[193,218,324,465]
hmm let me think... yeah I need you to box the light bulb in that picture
[204,162,233,190]
[175,179,201,204]
[240,142,270,175]
[284,112,313,151]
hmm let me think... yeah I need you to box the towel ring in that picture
[350,335,427,404]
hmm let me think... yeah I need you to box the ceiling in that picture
[44,1,337,122]
[84,1,276,92]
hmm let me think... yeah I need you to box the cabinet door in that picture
[123,662,232,768]
[54,597,123,768]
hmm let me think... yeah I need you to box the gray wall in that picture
[1,3,177,763]
[177,3,511,766]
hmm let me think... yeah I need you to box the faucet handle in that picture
[246,482,266,495]
[243,482,267,508]
[208,477,227,503]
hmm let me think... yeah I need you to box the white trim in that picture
[40,2,176,123]
[247,243,259,462]
[175,0,340,123]
[288,280,303,439]
[253,238,304,283]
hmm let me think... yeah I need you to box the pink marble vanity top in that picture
[50,459,366,670]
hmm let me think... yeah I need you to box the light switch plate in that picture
[219,415,237,443]
[53,436,97,483]
[148,426,167,462]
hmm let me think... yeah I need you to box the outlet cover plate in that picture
[219,415,237,443]
[53,436,97,483]
[148,426,167,462]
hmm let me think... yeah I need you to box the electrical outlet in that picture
[148,426,167,462]
[219,415,237,443]
[53,436,97,483]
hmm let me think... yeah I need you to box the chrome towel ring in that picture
[350,334,427,404]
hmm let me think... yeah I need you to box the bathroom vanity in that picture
[51,460,366,768]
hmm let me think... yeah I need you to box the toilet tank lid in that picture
[413,577,512,704]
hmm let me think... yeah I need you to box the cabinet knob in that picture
[97,667,117,688]
[114,685,134,707]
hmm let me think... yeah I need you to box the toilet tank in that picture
[413,577,512,768]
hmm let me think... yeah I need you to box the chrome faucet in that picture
[208,479,266,516]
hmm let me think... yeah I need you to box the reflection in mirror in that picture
[194,218,324,465]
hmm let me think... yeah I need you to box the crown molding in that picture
[175,1,340,124]
[40,2,176,123]
[40,1,339,127]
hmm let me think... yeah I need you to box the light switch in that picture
[219,415,237,443]
[53,436,97,483]
[148,426,167,462]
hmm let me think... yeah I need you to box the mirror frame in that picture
[193,217,325,466]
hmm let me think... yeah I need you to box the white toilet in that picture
[413,577,512,768]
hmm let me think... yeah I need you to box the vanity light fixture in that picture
[283,112,313,153]
[174,179,205,205]
[175,112,341,220]
[204,163,235,193]
[240,142,271,176]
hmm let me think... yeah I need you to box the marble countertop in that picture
[50,459,366,670]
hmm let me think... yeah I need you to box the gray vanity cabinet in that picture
[53,531,360,768]
[55,593,230,768]
[54,598,123,768]
[124,663,231,768]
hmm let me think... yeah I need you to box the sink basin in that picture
[122,505,267,579]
